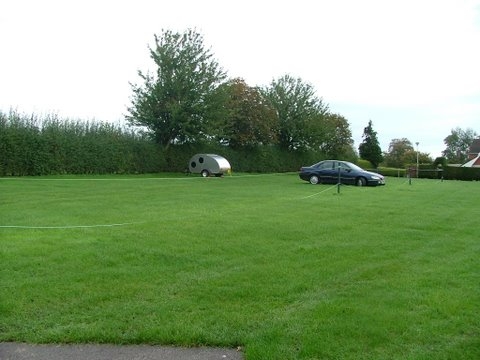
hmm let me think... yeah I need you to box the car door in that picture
[337,161,355,185]
[318,160,335,183]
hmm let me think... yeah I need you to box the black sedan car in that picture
[299,160,385,186]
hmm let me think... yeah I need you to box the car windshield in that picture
[345,162,364,171]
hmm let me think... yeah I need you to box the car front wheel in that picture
[309,175,319,185]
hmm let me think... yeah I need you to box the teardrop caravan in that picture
[188,154,231,177]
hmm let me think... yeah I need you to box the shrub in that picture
[357,159,373,169]
[0,110,329,176]
[376,167,406,177]
[0,110,166,176]
[444,166,480,181]
[165,144,325,173]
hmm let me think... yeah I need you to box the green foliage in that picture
[222,147,321,173]
[442,127,478,163]
[444,166,480,181]
[126,29,227,149]
[0,110,330,176]
[383,139,433,169]
[125,29,357,160]
[0,110,165,176]
[417,164,444,179]
[1,176,479,359]
[164,143,325,173]
[377,166,406,177]
[318,113,356,159]
[262,74,329,151]
[356,158,373,169]
[358,120,383,167]
[0,111,37,175]
[433,156,447,168]
[383,138,414,168]
[215,78,279,148]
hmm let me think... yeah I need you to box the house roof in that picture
[469,138,480,154]
[462,153,480,167]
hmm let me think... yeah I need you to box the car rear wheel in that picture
[201,170,210,177]
[309,175,319,185]
[356,177,366,186]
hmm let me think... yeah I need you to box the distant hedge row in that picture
[412,164,480,181]
[442,166,480,181]
[0,111,326,176]
[0,112,166,176]
[372,164,480,181]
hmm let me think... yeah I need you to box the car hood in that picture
[364,170,384,178]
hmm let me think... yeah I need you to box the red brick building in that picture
[462,138,480,167]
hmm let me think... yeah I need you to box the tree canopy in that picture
[383,138,414,168]
[126,29,227,149]
[125,29,361,161]
[318,113,355,159]
[215,78,278,148]
[358,120,383,167]
[384,138,433,167]
[262,75,329,151]
[442,127,478,164]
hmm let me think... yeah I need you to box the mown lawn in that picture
[1,174,479,359]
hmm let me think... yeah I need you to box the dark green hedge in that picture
[4,111,478,180]
[376,167,406,177]
[443,166,480,181]
[0,112,165,176]
[164,144,324,174]
[403,163,480,181]
[0,111,327,176]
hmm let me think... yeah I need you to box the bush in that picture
[357,159,373,169]
[444,166,480,181]
[164,144,325,173]
[0,110,166,176]
[376,167,406,177]
[0,110,330,176]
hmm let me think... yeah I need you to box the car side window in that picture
[338,162,350,171]
[319,161,333,169]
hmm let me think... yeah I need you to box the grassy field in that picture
[1,173,479,359]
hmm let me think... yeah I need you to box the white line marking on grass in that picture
[300,185,338,199]
[0,173,292,181]
[0,222,139,229]
[0,177,203,181]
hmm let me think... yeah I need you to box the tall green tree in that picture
[126,29,227,150]
[384,138,433,168]
[215,78,278,148]
[318,113,356,159]
[442,127,478,163]
[358,120,383,167]
[384,138,414,168]
[262,75,329,151]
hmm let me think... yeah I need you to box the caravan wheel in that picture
[201,170,210,177]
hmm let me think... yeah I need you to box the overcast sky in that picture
[1,0,479,158]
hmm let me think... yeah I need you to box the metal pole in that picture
[415,142,419,178]
[337,166,341,194]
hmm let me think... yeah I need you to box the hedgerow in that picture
[0,111,164,176]
[0,110,328,176]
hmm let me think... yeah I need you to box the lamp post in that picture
[415,142,419,178]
